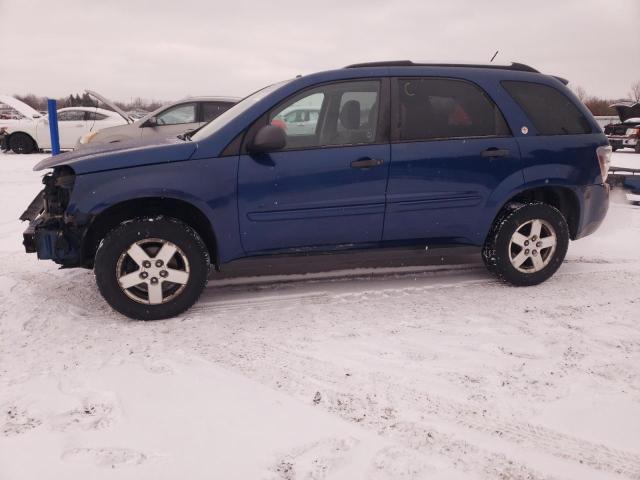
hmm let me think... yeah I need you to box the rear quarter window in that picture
[394,77,510,142]
[502,81,592,135]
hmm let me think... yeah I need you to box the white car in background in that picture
[0,93,128,154]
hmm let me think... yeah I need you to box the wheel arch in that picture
[82,196,218,267]
[492,184,581,240]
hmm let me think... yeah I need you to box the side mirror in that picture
[248,124,286,153]
[144,116,158,127]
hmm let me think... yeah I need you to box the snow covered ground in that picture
[0,149,639,480]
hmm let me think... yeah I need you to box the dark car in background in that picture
[21,61,610,320]
[604,102,640,153]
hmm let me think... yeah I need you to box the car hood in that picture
[34,136,198,174]
[85,89,133,124]
[0,94,40,120]
[610,102,640,123]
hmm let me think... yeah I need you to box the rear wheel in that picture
[94,217,210,320]
[482,203,569,286]
[9,133,36,154]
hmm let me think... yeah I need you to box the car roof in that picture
[178,96,241,103]
[344,60,539,73]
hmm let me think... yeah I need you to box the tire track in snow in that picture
[194,260,636,315]
[202,335,640,480]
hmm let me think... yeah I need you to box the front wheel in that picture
[9,133,36,154]
[483,203,569,286]
[95,217,210,320]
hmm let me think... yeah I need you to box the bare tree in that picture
[629,80,640,103]
[571,85,588,102]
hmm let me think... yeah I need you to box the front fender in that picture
[67,156,244,263]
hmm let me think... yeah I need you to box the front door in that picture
[383,76,523,246]
[238,79,390,253]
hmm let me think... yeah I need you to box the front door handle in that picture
[481,148,510,158]
[351,158,384,169]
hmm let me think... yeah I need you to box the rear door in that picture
[383,77,522,245]
[237,79,391,253]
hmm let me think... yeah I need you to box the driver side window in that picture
[268,80,380,151]
[156,103,197,125]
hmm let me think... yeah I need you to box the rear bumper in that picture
[574,183,609,240]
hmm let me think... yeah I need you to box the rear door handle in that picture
[351,158,384,169]
[481,148,510,158]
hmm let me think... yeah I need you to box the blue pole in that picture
[47,99,60,155]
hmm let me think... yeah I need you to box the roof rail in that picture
[344,60,539,73]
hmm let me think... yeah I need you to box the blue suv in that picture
[21,61,611,319]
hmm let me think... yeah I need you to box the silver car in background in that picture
[78,91,238,146]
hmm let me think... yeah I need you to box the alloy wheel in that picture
[116,238,190,305]
[508,219,557,273]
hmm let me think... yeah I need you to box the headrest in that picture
[340,100,361,130]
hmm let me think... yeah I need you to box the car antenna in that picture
[490,50,499,63]
[90,96,99,131]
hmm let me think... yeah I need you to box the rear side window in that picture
[57,110,85,121]
[394,77,510,141]
[502,81,592,135]
[201,102,233,122]
[85,111,107,121]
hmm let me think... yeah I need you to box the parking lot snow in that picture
[0,150,639,479]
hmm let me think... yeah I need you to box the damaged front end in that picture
[21,167,86,266]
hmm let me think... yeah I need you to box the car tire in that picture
[482,202,569,286]
[9,133,36,154]
[94,216,210,320]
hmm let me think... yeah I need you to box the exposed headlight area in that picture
[79,131,98,144]
[42,166,76,216]
[21,166,76,223]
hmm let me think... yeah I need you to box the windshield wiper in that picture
[178,125,206,141]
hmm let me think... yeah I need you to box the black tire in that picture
[611,146,618,152]
[482,202,569,286]
[94,216,210,320]
[635,144,640,154]
[9,132,36,154]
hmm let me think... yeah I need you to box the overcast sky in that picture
[1,0,639,103]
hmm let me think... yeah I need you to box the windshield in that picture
[191,79,292,142]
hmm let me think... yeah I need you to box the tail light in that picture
[596,145,612,182]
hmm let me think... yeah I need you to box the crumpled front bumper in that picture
[21,191,85,266]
